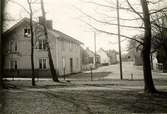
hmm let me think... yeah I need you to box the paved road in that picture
[5,61,166,81]
[67,61,167,80]
[2,62,167,114]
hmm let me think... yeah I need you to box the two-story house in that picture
[3,17,83,78]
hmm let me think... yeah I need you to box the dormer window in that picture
[24,28,31,37]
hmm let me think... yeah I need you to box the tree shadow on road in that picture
[66,72,112,80]
[39,90,167,113]
[126,91,167,113]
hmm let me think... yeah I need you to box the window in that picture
[69,41,72,49]
[39,39,47,50]
[62,57,65,69]
[9,40,17,52]
[74,43,77,49]
[77,58,79,67]
[69,41,74,51]
[62,40,65,51]
[39,58,47,69]
[9,60,17,70]
[24,28,31,37]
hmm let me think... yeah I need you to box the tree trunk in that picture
[162,44,167,71]
[27,0,35,86]
[163,43,167,57]
[40,0,59,82]
[0,0,5,88]
[140,0,157,93]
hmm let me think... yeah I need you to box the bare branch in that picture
[127,0,144,22]
[92,9,141,21]
[75,6,144,29]
[148,0,165,4]
[80,19,144,45]
[150,7,167,15]
[82,0,143,14]
[9,0,30,14]
[108,38,127,45]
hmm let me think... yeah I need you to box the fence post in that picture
[63,68,66,80]
[131,73,133,80]
[90,67,93,81]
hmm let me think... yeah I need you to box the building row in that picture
[3,17,118,78]
[81,48,118,70]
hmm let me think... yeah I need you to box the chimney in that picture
[39,16,44,25]
[38,16,53,30]
[46,20,53,30]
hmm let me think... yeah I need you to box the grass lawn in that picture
[1,79,167,114]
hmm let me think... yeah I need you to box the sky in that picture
[5,0,166,53]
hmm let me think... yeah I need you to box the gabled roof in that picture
[4,17,83,45]
[84,48,100,57]
[4,17,30,35]
[98,48,107,53]
[53,29,83,44]
[86,48,95,56]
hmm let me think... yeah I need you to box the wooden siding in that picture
[3,21,82,77]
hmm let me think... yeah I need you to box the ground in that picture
[1,62,167,114]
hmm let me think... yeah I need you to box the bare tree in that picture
[0,0,5,88]
[27,0,35,86]
[6,0,36,86]
[40,0,59,82]
[77,0,167,93]
[140,0,156,93]
[151,11,167,53]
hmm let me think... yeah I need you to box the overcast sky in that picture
[5,0,166,53]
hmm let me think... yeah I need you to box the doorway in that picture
[70,58,73,73]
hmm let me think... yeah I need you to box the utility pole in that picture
[94,31,97,68]
[117,0,123,80]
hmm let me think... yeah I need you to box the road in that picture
[1,61,167,114]
[67,61,167,80]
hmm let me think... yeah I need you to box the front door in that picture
[70,58,73,73]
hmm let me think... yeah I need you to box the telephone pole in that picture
[94,31,97,68]
[117,0,123,80]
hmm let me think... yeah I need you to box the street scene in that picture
[1,62,167,113]
[1,0,167,113]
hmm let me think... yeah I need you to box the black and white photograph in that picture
[0,0,167,113]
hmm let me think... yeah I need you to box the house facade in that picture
[3,17,83,78]
[81,48,100,70]
[97,48,110,65]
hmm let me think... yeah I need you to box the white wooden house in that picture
[81,48,100,70]
[97,48,110,65]
[3,17,83,78]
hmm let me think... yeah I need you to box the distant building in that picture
[81,47,100,70]
[97,48,110,65]
[3,17,83,78]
